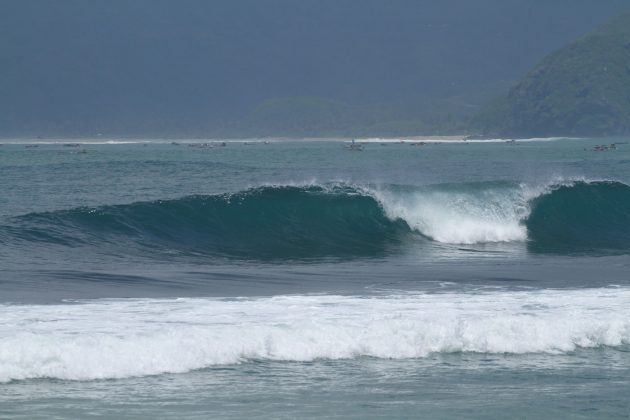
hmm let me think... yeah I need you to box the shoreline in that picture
[0,135,584,145]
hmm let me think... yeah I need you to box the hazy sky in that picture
[1,0,628,135]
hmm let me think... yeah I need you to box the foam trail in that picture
[2,288,630,382]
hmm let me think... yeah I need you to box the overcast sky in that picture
[1,0,628,135]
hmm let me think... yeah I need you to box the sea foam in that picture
[370,184,532,244]
[1,288,630,382]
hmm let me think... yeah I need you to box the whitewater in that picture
[2,288,630,383]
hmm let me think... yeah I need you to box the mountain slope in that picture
[475,12,630,137]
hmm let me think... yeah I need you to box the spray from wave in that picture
[371,182,532,244]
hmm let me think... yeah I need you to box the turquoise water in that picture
[1,138,630,418]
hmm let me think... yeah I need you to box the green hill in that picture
[475,12,630,138]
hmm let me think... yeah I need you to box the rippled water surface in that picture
[1,138,630,418]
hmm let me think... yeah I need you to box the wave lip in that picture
[1,288,630,382]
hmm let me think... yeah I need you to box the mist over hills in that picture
[1,0,629,138]
[475,11,630,138]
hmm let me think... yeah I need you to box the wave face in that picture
[3,181,630,258]
[4,186,409,259]
[2,288,630,382]
[527,181,630,252]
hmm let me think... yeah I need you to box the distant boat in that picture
[344,139,364,151]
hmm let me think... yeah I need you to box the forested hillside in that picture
[475,12,630,137]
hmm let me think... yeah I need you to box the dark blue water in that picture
[1,138,630,418]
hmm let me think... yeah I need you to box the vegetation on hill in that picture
[474,12,630,137]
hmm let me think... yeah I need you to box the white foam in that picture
[1,288,630,382]
[370,185,531,244]
[351,137,575,144]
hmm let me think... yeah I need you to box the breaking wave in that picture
[2,288,630,382]
[2,180,630,258]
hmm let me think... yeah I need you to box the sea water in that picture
[1,138,630,418]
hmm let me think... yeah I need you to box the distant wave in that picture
[2,180,630,258]
[2,288,630,382]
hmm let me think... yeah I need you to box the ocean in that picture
[1,137,630,419]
